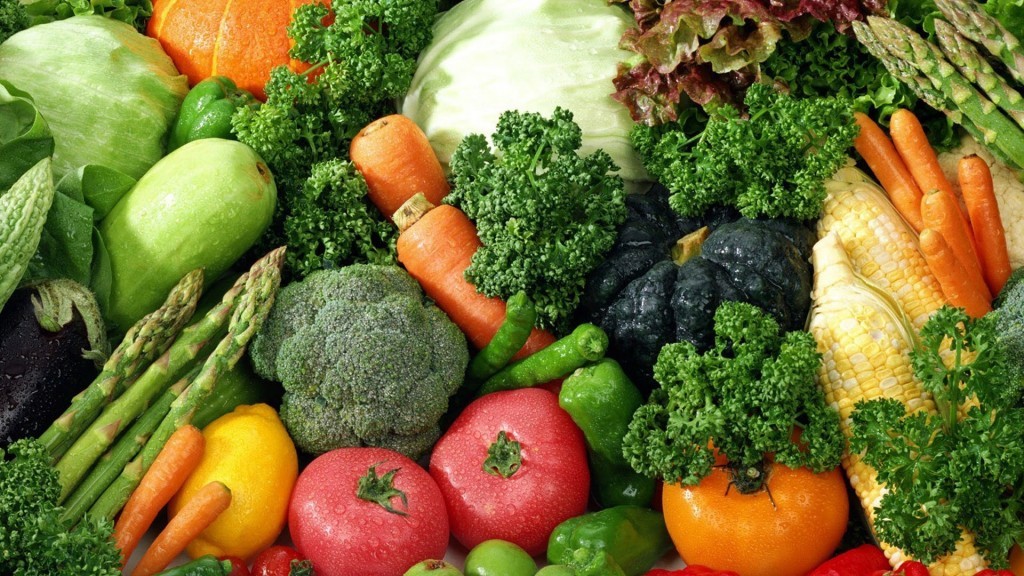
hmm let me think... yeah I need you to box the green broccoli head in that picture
[249,265,468,459]
[994,276,1024,395]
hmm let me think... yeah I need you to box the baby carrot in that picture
[852,112,924,231]
[958,154,1012,295]
[921,188,992,302]
[113,425,205,565]
[920,228,992,318]
[131,481,232,576]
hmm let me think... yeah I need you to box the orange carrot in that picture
[921,188,992,302]
[395,195,554,359]
[130,481,232,576]
[959,154,1012,295]
[113,425,205,565]
[889,109,973,226]
[919,228,993,318]
[350,114,451,222]
[852,112,925,231]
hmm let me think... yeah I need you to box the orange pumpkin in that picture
[147,0,324,100]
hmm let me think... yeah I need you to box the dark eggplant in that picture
[1,280,107,445]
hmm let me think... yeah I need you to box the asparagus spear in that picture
[54,271,251,501]
[89,247,286,521]
[854,20,1024,168]
[58,373,192,527]
[867,15,1024,169]
[37,268,204,462]
[934,18,1024,129]
[934,0,1024,85]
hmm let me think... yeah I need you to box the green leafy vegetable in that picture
[21,0,151,31]
[0,439,121,575]
[622,301,843,492]
[983,0,1024,42]
[232,0,436,272]
[284,159,396,278]
[400,0,647,183]
[761,22,958,151]
[0,81,52,192]
[610,0,885,125]
[850,306,1024,567]
[0,16,187,181]
[0,0,28,44]
[444,107,627,332]
[641,83,857,221]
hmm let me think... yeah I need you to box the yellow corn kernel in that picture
[809,232,987,575]
[819,166,946,330]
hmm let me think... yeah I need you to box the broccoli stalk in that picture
[622,301,844,491]
[444,107,627,333]
[248,265,469,459]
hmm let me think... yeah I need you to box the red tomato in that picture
[288,447,449,576]
[251,546,306,576]
[429,387,589,556]
[220,556,251,576]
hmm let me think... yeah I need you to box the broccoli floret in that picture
[993,276,1024,395]
[0,0,29,44]
[0,439,121,575]
[249,265,468,459]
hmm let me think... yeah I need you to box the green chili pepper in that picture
[476,323,608,396]
[559,358,655,508]
[467,291,536,385]
[152,555,233,576]
[546,506,672,576]
[167,76,257,151]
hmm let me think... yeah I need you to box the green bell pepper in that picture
[546,505,672,576]
[167,76,256,151]
[558,358,655,508]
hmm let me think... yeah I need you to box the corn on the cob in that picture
[809,232,987,575]
[819,166,947,331]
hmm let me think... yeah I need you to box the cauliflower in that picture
[937,135,1024,269]
[248,265,469,459]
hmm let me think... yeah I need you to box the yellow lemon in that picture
[169,403,298,561]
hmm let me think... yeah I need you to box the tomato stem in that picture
[723,460,772,497]
[356,464,409,516]
[483,430,522,479]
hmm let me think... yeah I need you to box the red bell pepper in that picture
[807,544,891,576]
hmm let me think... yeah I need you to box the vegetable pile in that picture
[10,0,1024,575]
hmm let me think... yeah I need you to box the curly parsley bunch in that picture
[445,107,627,333]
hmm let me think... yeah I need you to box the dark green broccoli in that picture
[444,107,627,333]
[993,274,1024,393]
[0,439,121,575]
[248,265,468,459]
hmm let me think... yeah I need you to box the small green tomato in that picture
[465,539,538,576]
[403,559,464,575]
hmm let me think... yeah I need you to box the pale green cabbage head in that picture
[401,0,649,183]
[0,16,188,180]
